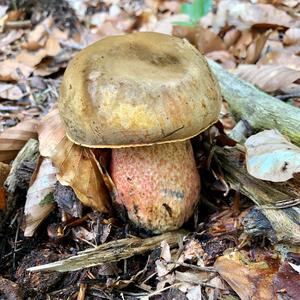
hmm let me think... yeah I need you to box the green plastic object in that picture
[174,0,212,27]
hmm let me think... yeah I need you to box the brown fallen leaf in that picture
[44,36,61,56]
[230,30,253,60]
[0,161,10,183]
[274,261,300,299]
[24,157,57,237]
[283,27,300,45]
[173,25,225,54]
[258,51,300,70]
[0,83,24,100]
[245,30,272,64]
[223,28,241,48]
[0,162,10,210]
[214,0,294,31]
[0,60,33,81]
[0,119,39,162]
[215,250,280,300]
[16,36,61,68]
[38,109,111,213]
[234,64,300,92]
[22,17,53,51]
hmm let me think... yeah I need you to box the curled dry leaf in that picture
[245,129,300,182]
[24,158,57,237]
[215,250,280,300]
[234,64,300,92]
[38,109,110,213]
[214,0,293,31]
[173,25,225,54]
[245,30,271,64]
[0,83,24,100]
[0,60,33,81]
[0,119,39,162]
[230,30,253,60]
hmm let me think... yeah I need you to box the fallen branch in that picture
[214,145,300,245]
[27,230,186,272]
[208,60,300,147]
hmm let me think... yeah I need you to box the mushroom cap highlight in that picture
[58,32,222,147]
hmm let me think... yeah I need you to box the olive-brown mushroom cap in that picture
[59,32,221,147]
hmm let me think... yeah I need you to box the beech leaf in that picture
[0,119,39,162]
[24,158,57,237]
[245,130,300,182]
[215,250,278,300]
[38,109,111,213]
[234,64,300,92]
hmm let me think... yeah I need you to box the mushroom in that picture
[58,32,221,233]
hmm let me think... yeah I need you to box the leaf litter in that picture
[0,0,299,299]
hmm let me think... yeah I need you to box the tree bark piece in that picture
[27,230,186,272]
[208,60,300,147]
[0,139,39,230]
[215,145,300,245]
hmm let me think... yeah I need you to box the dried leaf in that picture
[0,5,8,19]
[258,51,300,70]
[0,30,24,48]
[0,162,10,186]
[173,25,225,54]
[283,28,300,46]
[16,36,61,68]
[0,188,5,210]
[274,261,300,299]
[0,83,24,100]
[230,30,253,60]
[245,30,271,64]
[0,60,33,81]
[160,240,172,262]
[38,109,110,213]
[289,262,300,274]
[44,36,61,56]
[245,129,300,182]
[24,158,57,237]
[205,51,236,69]
[16,49,48,68]
[0,162,10,210]
[186,285,202,300]
[234,64,300,92]
[223,28,241,48]
[214,0,293,31]
[22,17,53,50]
[0,119,39,162]
[178,239,204,265]
[215,250,279,300]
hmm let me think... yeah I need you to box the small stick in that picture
[27,230,186,272]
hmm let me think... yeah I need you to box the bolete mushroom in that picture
[58,32,221,233]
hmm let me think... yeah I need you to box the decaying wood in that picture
[0,139,39,230]
[27,230,186,272]
[209,60,300,147]
[214,145,300,245]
